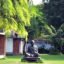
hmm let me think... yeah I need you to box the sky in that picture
[32,0,42,5]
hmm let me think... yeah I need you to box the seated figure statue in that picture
[24,40,39,61]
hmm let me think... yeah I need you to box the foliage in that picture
[43,0,64,29]
[49,48,60,55]
[0,0,38,40]
[27,4,56,40]
[39,0,64,53]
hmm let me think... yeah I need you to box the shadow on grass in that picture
[6,55,21,59]
[5,55,43,63]
[21,57,43,63]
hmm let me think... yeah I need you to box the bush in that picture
[38,48,49,54]
[49,48,60,55]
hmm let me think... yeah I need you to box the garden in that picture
[0,54,64,64]
[0,0,64,64]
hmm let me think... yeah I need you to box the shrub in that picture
[49,48,60,55]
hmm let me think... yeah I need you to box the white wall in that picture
[6,38,13,53]
[19,40,24,54]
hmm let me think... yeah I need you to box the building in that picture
[0,32,24,58]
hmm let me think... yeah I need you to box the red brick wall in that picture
[0,35,5,55]
[13,38,21,55]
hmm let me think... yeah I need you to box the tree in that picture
[0,0,38,41]
[27,4,56,40]
[43,0,64,29]
[41,1,64,51]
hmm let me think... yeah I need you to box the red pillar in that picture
[0,34,6,58]
[13,38,21,55]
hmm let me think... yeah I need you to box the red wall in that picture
[13,38,21,55]
[0,35,5,55]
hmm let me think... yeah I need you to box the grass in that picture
[0,54,64,64]
[41,54,64,64]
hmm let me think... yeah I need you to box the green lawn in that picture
[41,54,64,64]
[0,54,64,64]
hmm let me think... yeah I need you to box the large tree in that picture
[43,0,64,29]
[27,5,56,40]
[42,0,64,52]
[0,0,38,40]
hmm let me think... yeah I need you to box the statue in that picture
[23,40,39,61]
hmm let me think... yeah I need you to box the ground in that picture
[0,54,64,64]
[41,54,64,64]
